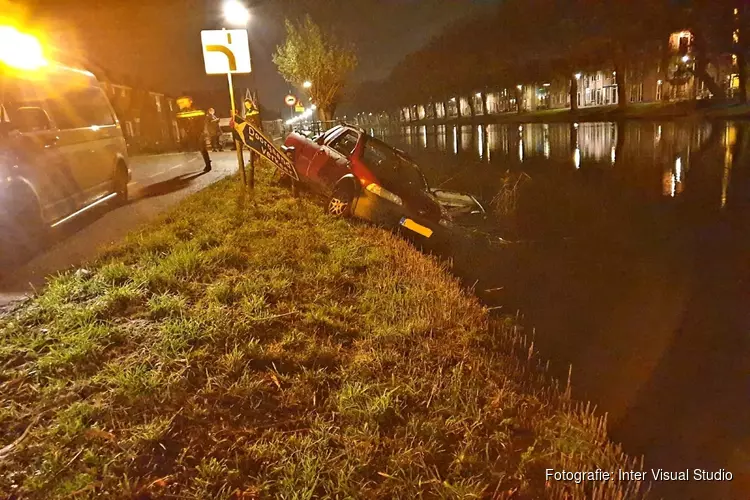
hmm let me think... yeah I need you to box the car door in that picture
[3,79,81,223]
[314,130,359,193]
[302,127,344,181]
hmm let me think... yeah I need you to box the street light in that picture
[223,0,250,26]
[303,81,312,89]
[681,55,690,63]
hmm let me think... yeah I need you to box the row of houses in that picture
[377,27,744,126]
[59,55,189,154]
[98,80,183,154]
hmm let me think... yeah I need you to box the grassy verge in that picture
[0,163,646,499]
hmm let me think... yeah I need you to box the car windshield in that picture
[361,136,428,191]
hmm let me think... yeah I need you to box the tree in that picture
[273,15,357,122]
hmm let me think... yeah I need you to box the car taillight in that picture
[365,183,403,206]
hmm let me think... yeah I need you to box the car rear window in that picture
[362,137,428,191]
[328,130,359,157]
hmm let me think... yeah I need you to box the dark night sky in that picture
[24,0,501,115]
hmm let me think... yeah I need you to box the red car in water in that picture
[283,124,484,239]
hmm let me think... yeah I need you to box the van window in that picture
[0,80,44,125]
[46,87,115,130]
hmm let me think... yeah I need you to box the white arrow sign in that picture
[201,29,251,75]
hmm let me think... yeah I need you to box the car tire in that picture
[111,163,129,206]
[327,183,355,218]
[0,195,47,269]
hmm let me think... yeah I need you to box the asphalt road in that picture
[0,150,240,305]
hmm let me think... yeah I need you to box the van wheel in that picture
[0,197,47,269]
[112,164,129,206]
[327,184,354,217]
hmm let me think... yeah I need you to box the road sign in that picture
[201,29,251,74]
[295,102,304,113]
[285,94,297,106]
[234,121,299,181]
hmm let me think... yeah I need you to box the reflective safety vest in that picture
[176,109,206,119]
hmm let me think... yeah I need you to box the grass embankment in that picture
[1,164,645,499]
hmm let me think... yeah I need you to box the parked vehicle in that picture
[218,117,235,150]
[282,124,484,239]
[0,61,130,262]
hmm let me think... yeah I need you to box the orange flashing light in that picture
[0,25,47,70]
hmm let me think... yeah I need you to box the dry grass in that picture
[489,172,532,218]
[0,163,647,499]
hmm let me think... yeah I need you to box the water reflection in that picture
[378,120,750,499]
[722,123,736,208]
[436,125,446,152]
[392,121,722,205]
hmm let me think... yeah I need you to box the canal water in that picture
[376,121,750,499]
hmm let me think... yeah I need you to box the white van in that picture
[0,62,130,260]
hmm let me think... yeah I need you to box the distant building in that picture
[383,6,745,126]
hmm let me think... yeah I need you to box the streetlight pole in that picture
[226,67,246,186]
[223,0,250,187]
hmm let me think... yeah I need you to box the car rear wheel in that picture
[327,184,354,217]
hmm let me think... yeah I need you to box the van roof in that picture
[3,62,98,88]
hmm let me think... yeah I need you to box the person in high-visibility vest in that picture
[241,97,261,171]
[175,96,211,172]
[243,98,260,126]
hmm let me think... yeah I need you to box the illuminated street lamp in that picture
[574,72,582,80]
[681,55,690,63]
[303,80,312,89]
[223,0,250,26]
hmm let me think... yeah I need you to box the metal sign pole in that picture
[228,71,246,186]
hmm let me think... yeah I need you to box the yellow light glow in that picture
[0,26,47,70]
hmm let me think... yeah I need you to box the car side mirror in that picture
[14,107,51,133]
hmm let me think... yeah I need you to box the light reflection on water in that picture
[395,121,729,206]
[391,120,750,499]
